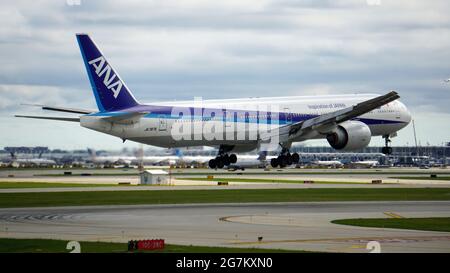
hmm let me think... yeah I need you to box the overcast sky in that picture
[1,0,449,150]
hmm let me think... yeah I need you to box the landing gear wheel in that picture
[223,154,231,166]
[286,154,293,165]
[270,158,279,168]
[229,154,237,164]
[382,147,393,155]
[382,135,393,155]
[216,158,225,169]
[278,156,287,168]
[292,153,300,164]
[208,159,217,169]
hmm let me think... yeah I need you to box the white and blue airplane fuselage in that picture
[80,94,410,151]
[17,34,412,168]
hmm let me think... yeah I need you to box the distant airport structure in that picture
[0,143,448,168]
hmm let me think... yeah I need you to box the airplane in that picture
[4,147,57,167]
[86,148,134,167]
[227,153,269,170]
[16,34,412,169]
[171,149,213,167]
[132,148,211,167]
[351,160,380,168]
[10,158,57,168]
[310,160,344,168]
[135,156,178,166]
[87,148,186,167]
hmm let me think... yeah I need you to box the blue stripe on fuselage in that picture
[85,105,406,126]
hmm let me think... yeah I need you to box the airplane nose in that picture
[404,108,412,124]
[400,101,412,124]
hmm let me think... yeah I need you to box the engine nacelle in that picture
[326,121,372,151]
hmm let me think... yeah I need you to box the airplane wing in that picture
[261,91,400,143]
[21,104,94,114]
[15,115,80,122]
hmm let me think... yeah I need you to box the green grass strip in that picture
[332,217,450,232]
[0,238,298,253]
[389,176,450,181]
[179,177,366,184]
[0,188,449,208]
[0,182,122,189]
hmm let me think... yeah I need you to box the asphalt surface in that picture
[1,201,449,253]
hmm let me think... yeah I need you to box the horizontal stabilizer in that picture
[15,115,80,122]
[21,104,94,114]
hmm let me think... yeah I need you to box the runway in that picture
[1,201,449,253]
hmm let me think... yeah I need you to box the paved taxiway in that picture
[1,201,449,253]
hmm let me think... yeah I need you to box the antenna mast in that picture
[412,119,419,156]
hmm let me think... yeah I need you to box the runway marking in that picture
[220,215,255,223]
[219,214,308,226]
[383,212,404,218]
[228,236,450,246]
[326,245,366,252]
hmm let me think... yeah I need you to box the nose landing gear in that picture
[382,135,393,155]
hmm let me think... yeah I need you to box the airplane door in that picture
[158,116,167,131]
[284,107,292,124]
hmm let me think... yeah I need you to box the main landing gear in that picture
[208,154,237,169]
[381,135,393,155]
[208,146,238,169]
[270,147,300,168]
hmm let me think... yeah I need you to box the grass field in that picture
[0,238,297,253]
[332,217,450,232]
[0,182,122,189]
[390,176,450,181]
[179,177,366,184]
[0,188,449,208]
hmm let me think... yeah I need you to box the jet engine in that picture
[326,121,371,151]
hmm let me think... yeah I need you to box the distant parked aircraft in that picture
[311,160,344,168]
